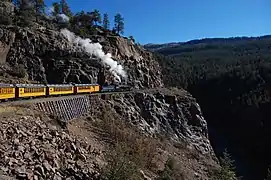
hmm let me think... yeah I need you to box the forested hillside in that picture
[145,36,271,180]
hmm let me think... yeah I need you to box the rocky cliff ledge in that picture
[0,25,162,88]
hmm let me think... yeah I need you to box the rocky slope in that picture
[0,24,163,88]
[0,88,221,180]
[0,106,103,180]
[86,89,221,180]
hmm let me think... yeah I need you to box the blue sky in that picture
[44,0,270,44]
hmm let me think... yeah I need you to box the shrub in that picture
[93,106,159,169]
[9,64,27,78]
[92,105,160,178]
[102,143,141,180]
[155,157,185,180]
[0,16,13,25]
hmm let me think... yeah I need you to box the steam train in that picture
[0,69,132,101]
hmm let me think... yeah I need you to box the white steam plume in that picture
[60,29,127,82]
[46,6,69,23]
[48,6,54,15]
[57,14,70,23]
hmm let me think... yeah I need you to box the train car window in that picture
[78,86,89,90]
[54,87,72,91]
[0,88,13,94]
[24,88,44,93]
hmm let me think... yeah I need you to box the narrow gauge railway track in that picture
[0,89,143,106]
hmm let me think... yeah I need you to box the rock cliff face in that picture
[0,25,163,88]
[0,28,15,64]
[90,88,214,156]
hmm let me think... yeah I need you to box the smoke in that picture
[48,6,54,15]
[57,14,70,23]
[60,29,127,82]
[46,6,69,23]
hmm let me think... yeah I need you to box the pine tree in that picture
[0,0,14,25]
[12,0,20,8]
[102,13,110,30]
[52,2,60,17]
[114,13,124,35]
[217,149,239,180]
[34,0,45,22]
[60,0,72,17]
[15,0,36,26]
[129,36,135,43]
[265,165,271,180]
[86,11,94,26]
[91,9,101,25]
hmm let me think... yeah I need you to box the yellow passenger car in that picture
[0,84,15,100]
[74,84,100,94]
[15,84,46,98]
[47,84,74,96]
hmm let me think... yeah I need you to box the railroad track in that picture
[0,89,146,106]
[0,87,179,108]
[0,87,186,122]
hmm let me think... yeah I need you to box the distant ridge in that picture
[144,35,271,52]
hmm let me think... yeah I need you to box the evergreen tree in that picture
[129,36,135,43]
[102,13,110,30]
[217,149,239,180]
[0,0,14,25]
[52,2,60,17]
[114,13,124,35]
[86,11,94,26]
[12,0,20,8]
[91,9,101,25]
[15,0,36,26]
[60,0,72,17]
[34,0,45,22]
[265,165,271,180]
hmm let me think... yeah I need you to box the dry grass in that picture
[155,157,186,180]
[88,103,222,180]
[68,101,221,180]
[0,105,34,118]
[92,105,160,172]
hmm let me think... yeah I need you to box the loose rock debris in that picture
[0,115,102,180]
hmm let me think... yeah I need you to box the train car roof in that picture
[74,83,100,86]
[102,85,115,88]
[47,84,74,87]
[15,84,46,87]
[0,84,15,87]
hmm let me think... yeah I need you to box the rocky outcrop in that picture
[102,36,163,88]
[0,29,15,64]
[90,88,214,156]
[1,25,163,88]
